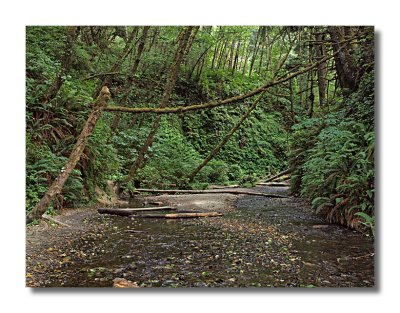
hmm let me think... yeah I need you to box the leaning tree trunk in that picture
[125,26,198,183]
[26,86,111,223]
[188,91,266,183]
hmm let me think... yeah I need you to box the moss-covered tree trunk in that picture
[328,26,359,92]
[125,26,199,183]
[188,92,266,183]
[26,87,111,223]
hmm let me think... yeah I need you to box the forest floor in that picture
[26,186,374,287]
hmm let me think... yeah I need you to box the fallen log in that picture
[132,212,223,219]
[42,213,72,228]
[264,169,291,183]
[98,206,176,216]
[208,184,240,189]
[256,182,290,187]
[135,189,289,199]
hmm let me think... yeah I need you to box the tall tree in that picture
[125,26,199,183]
[111,26,150,131]
[314,27,328,106]
[327,26,360,92]
[188,92,267,183]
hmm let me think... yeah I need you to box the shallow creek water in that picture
[38,186,374,287]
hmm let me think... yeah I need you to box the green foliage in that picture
[26,142,84,211]
[289,72,374,234]
[135,117,204,187]
[239,173,259,187]
[202,160,229,184]
[25,26,373,237]
[227,164,245,182]
[87,119,121,186]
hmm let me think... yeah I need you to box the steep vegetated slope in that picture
[26,26,374,233]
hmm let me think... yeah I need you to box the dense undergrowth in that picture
[26,26,374,234]
[289,72,374,234]
[26,26,288,215]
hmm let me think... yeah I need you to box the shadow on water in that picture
[41,186,374,288]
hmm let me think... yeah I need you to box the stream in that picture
[29,186,374,287]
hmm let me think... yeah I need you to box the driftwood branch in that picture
[264,169,291,183]
[132,212,223,219]
[42,214,72,228]
[98,207,175,216]
[135,188,289,199]
[84,72,120,80]
[256,182,290,187]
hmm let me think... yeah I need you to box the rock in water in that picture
[112,278,140,288]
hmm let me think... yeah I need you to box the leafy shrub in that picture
[203,160,229,184]
[239,173,259,187]
[135,117,204,187]
[26,145,84,211]
[289,71,374,233]
[227,164,244,182]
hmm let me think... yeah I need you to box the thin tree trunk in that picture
[125,27,198,183]
[315,27,327,107]
[228,40,235,70]
[40,26,78,104]
[196,56,206,81]
[308,70,315,118]
[92,29,137,98]
[138,114,146,128]
[307,30,314,117]
[289,79,295,126]
[242,45,251,77]
[111,26,150,131]
[257,42,265,75]
[217,39,228,70]
[232,40,241,74]
[27,86,111,223]
[211,40,221,70]
[222,40,230,70]
[249,27,262,77]
[129,113,139,128]
[188,91,266,183]
[188,47,210,80]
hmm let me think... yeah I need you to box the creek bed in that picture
[29,186,374,287]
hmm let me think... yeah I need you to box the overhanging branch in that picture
[104,38,355,116]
